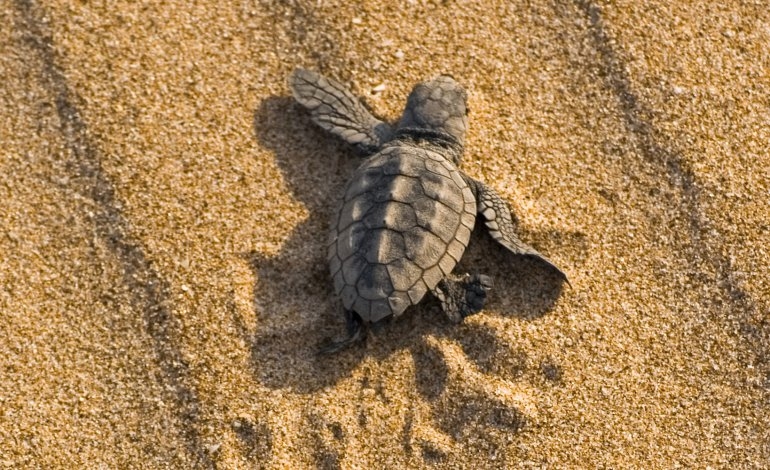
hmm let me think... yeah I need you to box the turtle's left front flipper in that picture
[289,69,393,155]
[466,176,568,281]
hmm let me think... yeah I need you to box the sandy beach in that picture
[1,0,768,467]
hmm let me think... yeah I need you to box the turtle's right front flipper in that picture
[289,69,393,155]
[465,176,568,282]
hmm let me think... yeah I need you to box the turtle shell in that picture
[328,145,477,323]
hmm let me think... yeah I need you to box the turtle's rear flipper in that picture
[318,310,366,355]
[289,69,393,156]
[432,274,494,323]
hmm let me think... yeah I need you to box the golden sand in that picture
[1,0,768,467]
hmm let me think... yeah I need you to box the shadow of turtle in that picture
[238,96,360,393]
[244,96,572,395]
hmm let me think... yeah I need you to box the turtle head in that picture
[397,75,469,149]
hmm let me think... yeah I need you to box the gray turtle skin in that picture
[289,69,566,352]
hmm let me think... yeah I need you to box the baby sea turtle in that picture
[290,69,566,353]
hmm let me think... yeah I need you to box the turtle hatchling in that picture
[289,69,567,353]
